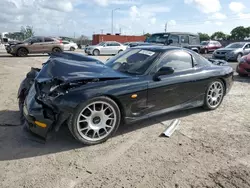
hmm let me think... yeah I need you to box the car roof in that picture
[132,45,182,52]
[151,32,198,36]
[231,42,248,45]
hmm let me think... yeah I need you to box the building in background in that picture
[92,34,146,45]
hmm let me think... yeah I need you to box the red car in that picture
[236,54,250,77]
[200,40,222,54]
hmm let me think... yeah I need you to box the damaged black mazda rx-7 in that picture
[18,47,233,145]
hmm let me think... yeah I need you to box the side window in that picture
[32,37,43,43]
[112,43,120,46]
[106,43,112,46]
[45,37,54,42]
[62,41,69,44]
[169,35,179,43]
[244,44,250,49]
[180,35,189,43]
[158,51,193,72]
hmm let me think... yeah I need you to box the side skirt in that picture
[124,100,204,124]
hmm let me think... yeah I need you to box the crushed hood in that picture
[36,57,129,83]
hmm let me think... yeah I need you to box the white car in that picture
[63,41,78,51]
[85,41,127,56]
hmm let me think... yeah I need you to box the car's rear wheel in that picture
[70,47,75,51]
[237,53,242,62]
[52,47,62,53]
[68,96,121,145]
[93,49,100,56]
[17,48,28,57]
[203,80,225,110]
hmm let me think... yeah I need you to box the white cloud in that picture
[229,2,245,13]
[209,12,227,20]
[168,20,177,26]
[238,12,250,19]
[215,21,223,26]
[204,21,211,24]
[93,0,140,6]
[150,17,156,24]
[184,0,221,13]
[39,0,73,12]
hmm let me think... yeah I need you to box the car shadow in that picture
[0,107,204,161]
[0,54,49,58]
[233,75,250,83]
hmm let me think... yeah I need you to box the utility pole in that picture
[165,22,168,33]
[101,29,103,34]
[111,8,120,34]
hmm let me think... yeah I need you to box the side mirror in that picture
[153,67,174,81]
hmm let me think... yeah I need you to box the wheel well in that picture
[219,78,227,95]
[104,95,125,123]
[17,47,29,53]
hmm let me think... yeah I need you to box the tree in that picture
[21,26,35,39]
[143,33,151,38]
[211,31,227,40]
[230,26,250,40]
[198,32,210,41]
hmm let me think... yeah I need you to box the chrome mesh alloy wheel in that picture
[76,101,117,141]
[206,81,224,108]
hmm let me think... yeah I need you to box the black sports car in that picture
[18,47,234,145]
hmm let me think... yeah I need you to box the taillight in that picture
[59,40,62,44]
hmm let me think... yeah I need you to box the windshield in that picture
[201,41,209,45]
[225,43,244,48]
[105,49,159,75]
[147,33,169,43]
[97,42,106,46]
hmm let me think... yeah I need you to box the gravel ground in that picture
[0,50,249,188]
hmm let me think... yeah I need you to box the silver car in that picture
[213,42,250,62]
[85,41,127,56]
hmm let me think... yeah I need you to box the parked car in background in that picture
[125,41,163,48]
[236,54,250,77]
[19,46,233,145]
[5,36,64,57]
[213,42,250,62]
[62,41,78,51]
[200,40,222,54]
[146,32,201,53]
[85,41,127,56]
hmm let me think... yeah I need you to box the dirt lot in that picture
[0,50,250,188]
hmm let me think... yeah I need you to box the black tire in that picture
[68,96,121,145]
[238,73,247,77]
[17,48,28,57]
[93,49,100,56]
[69,47,75,51]
[52,47,62,53]
[203,79,225,110]
[237,53,242,62]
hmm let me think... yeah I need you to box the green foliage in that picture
[211,31,227,40]
[20,26,35,39]
[230,26,250,40]
[198,32,210,41]
[143,33,151,38]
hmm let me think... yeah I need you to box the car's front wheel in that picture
[203,80,225,110]
[93,49,100,56]
[68,96,121,145]
[70,47,75,51]
[237,53,242,62]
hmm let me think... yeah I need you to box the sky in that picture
[0,0,250,38]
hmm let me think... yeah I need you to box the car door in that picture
[111,42,121,54]
[101,42,113,54]
[168,35,180,47]
[243,44,250,55]
[28,37,44,53]
[43,37,56,52]
[147,50,202,112]
[62,41,70,51]
[180,35,189,47]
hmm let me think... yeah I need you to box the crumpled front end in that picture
[23,83,71,138]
